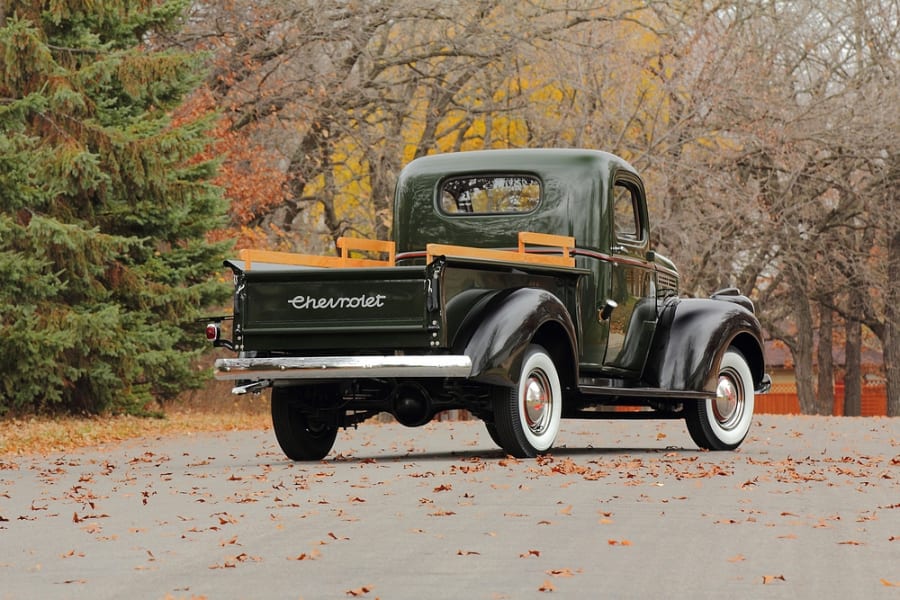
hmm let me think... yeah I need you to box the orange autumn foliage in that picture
[172,87,287,250]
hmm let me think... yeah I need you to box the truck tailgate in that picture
[234,264,430,351]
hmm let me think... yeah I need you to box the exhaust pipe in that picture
[391,383,433,427]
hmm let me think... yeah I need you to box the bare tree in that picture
[175,1,631,253]
[630,0,900,414]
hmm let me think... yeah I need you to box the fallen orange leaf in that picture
[216,513,238,525]
[81,522,102,534]
[881,579,900,587]
[345,585,372,596]
[538,580,556,592]
[762,575,786,584]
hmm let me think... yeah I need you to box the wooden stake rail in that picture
[238,231,575,270]
[239,237,395,270]
[427,231,575,268]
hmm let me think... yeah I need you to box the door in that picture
[602,174,657,374]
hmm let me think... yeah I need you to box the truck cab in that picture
[394,149,676,377]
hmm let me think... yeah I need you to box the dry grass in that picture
[0,380,271,457]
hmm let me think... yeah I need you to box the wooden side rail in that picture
[239,237,396,271]
[336,237,396,266]
[518,232,575,260]
[238,232,573,270]
[427,231,575,268]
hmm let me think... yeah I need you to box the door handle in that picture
[599,299,618,321]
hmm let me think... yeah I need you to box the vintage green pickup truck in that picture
[207,149,770,460]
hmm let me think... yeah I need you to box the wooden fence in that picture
[435,383,889,419]
[757,382,888,416]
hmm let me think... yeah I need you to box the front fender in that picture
[644,296,766,394]
[457,288,577,387]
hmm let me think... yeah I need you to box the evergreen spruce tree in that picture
[0,1,231,415]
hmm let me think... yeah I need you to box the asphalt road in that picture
[1,415,898,599]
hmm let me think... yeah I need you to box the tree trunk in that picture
[791,286,818,415]
[884,330,900,418]
[885,230,900,417]
[368,152,395,242]
[816,302,834,415]
[843,316,862,417]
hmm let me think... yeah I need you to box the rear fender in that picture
[457,288,577,388]
[644,296,766,394]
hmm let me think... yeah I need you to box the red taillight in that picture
[206,323,220,342]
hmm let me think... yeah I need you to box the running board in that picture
[576,385,714,401]
[564,408,685,420]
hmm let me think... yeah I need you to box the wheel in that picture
[685,347,755,450]
[491,344,563,458]
[271,386,338,461]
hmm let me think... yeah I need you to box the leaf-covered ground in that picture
[0,392,270,457]
[0,415,897,599]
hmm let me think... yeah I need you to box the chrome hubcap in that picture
[714,371,742,430]
[523,370,551,435]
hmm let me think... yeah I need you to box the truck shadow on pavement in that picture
[327,445,706,464]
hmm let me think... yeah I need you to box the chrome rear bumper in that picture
[214,355,473,382]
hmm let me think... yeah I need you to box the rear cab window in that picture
[439,175,541,215]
